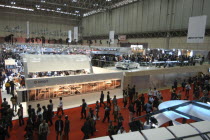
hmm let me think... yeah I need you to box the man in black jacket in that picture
[81,99,87,119]
[102,105,111,123]
[55,116,63,140]
[100,91,105,107]
[64,115,70,140]
[107,91,111,106]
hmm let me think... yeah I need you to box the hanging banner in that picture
[118,35,126,41]
[68,30,72,43]
[26,21,30,39]
[74,27,78,42]
[109,31,115,44]
[187,15,207,43]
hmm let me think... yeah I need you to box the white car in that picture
[115,60,139,70]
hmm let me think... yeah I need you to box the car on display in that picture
[115,60,139,70]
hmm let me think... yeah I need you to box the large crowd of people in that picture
[91,53,206,68]
[0,72,209,140]
[0,49,209,140]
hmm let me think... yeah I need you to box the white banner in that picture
[74,27,78,42]
[25,72,123,89]
[118,35,126,41]
[26,21,30,39]
[109,31,115,44]
[187,15,207,43]
[5,59,16,65]
[68,30,72,43]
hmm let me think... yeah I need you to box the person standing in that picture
[5,80,10,94]
[140,94,145,112]
[49,99,54,116]
[39,120,49,140]
[107,121,115,138]
[64,115,70,140]
[95,101,100,120]
[123,93,128,108]
[113,103,120,122]
[148,87,153,99]
[112,95,117,110]
[47,105,53,126]
[81,118,91,139]
[128,103,135,122]
[55,116,64,140]
[182,80,186,91]
[173,79,178,90]
[10,80,15,96]
[107,91,111,106]
[81,99,87,119]
[17,104,24,126]
[153,88,158,97]
[185,83,191,98]
[100,91,105,107]
[134,97,142,116]
[117,113,124,129]
[57,97,64,116]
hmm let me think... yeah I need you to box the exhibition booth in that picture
[16,54,123,109]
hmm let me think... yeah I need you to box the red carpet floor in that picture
[0,87,200,140]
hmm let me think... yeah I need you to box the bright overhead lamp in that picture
[57,8,61,11]
[75,10,79,13]
[41,0,45,3]
[11,2,16,5]
[36,5,40,8]
[72,0,77,2]
[106,0,111,1]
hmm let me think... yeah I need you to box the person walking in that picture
[57,97,64,116]
[55,116,64,140]
[81,99,87,119]
[102,104,111,123]
[64,115,70,140]
[17,104,24,126]
[39,120,49,140]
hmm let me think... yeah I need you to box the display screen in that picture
[28,79,121,101]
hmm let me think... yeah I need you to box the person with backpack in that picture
[5,80,10,94]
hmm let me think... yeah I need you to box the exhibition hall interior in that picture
[0,0,210,140]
